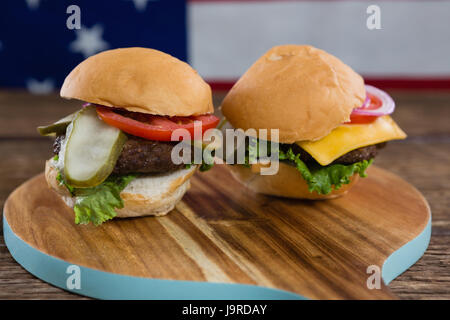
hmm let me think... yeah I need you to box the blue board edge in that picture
[3,213,431,299]
[2,215,305,300]
[382,214,432,285]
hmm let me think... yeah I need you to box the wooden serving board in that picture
[3,165,431,299]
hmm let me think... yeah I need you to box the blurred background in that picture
[1,0,450,92]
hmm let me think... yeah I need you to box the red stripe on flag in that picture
[208,78,450,91]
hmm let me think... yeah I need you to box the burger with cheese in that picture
[221,45,406,199]
[38,47,219,225]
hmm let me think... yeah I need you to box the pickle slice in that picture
[63,106,127,188]
[37,112,78,136]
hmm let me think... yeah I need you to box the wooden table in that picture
[0,90,449,299]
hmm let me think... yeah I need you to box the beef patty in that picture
[53,134,386,175]
[53,135,184,174]
[284,142,386,165]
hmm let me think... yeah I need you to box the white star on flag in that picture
[69,24,109,59]
[25,0,40,10]
[129,0,157,12]
[26,78,55,95]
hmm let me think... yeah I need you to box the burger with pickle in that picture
[38,48,219,225]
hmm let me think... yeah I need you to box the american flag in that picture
[1,0,450,93]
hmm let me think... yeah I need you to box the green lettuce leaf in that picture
[185,162,214,172]
[56,171,74,194]
[240,138,373,195]
[68,174,136,226]
[279,148,373,195]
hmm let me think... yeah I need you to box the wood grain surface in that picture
[0,90,449,299]
[3,164,430,299]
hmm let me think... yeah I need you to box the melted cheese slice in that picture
[296,116,407,166]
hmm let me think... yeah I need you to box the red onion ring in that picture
[360,95,370,109]
[352,85,395,117]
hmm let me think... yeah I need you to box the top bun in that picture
[221,45,365,143]
[61,47,213,116]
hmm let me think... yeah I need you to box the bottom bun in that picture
[227,162,359,200]
[45,159,196,218]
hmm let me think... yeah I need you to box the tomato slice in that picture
[348,113,379,124]
[96,106,220,141]
[347,93,382,124]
